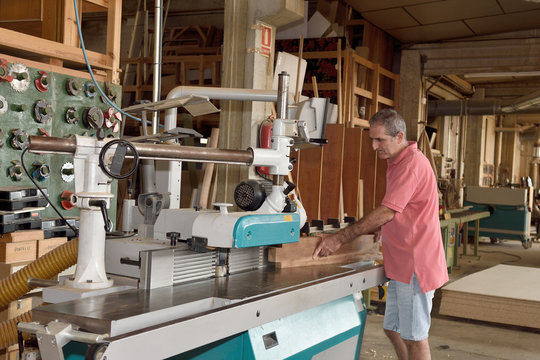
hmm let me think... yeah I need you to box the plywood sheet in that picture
[440,264,540,329]
[443,264,540,301]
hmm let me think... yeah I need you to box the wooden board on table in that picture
[268,234,381,268]
[440,264,540,329]
[320,124,344,221]
[342,128,363,219]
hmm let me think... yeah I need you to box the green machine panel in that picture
[0,58,121,225]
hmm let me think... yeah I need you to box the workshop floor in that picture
[359,238,540,360]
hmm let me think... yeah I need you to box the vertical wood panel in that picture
[106,0,122,84]
[342,128,363,218]
[297,147,324,222]
[320,124,344,221]
[360,130,376,213]
[375,157,387,207]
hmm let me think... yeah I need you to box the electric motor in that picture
[234,179,267,211]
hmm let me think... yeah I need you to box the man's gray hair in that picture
[369,108,407,140]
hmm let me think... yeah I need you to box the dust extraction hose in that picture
[0,238,78,308]
[0,311,32,350]
[0,238,78,350]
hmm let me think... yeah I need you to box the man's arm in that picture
[312,205,396,259]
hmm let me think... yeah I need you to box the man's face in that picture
[369,123,404,161]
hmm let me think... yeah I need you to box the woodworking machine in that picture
[17,74,385,360]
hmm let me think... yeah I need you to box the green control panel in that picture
[0,58,121,223]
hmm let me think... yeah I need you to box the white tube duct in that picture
[152,0,163,134]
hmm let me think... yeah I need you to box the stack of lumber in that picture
[268,234,381,268]
[439,264,540,329]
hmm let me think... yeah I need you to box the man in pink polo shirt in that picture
[313,109,448,360]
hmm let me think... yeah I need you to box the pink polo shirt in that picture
[380,141,448,293]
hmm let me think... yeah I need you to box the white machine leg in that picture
[64,209,113,289]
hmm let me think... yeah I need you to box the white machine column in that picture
[63,136,114,290]
[64,209,112,289]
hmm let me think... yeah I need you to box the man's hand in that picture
[312,232,345,259]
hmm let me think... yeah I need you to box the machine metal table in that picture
[28,262,385,359]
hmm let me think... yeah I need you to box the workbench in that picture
[440,208,491,272]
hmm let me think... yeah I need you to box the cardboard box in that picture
[0,297,33,322]
[0,344,18,360]
[0,261,31,279]
[0,240,37,263]
[0,230,44,243]
[37,237,67,257]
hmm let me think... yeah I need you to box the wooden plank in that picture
[337,38,342,124]
[353,87,373,99]
[360,130,376,213]
[351,117,370,128]
[268,234,381,268]
[342,128,363,219]
[342,49,350,127]
[42,0,61,42]
[294,35,304,103]
[199,128,219,209]
[320,124,344,221]
[290,51,338,60]
[378,95,396,107]
[297,146,324,221]
[351,53,376,70]
[371,63,380,116]
[303,83,338,91]
[0,52,104,81]
[63,0,81,47]
[106,0,122,83]
[0,27,111,69]
[83,0,109,11]
[311,76,319,97]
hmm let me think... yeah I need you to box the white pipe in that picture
[162,85,289,208]
[152,0,163,134]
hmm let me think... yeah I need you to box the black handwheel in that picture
[98,139,140,179]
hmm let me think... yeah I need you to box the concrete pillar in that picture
[216,0,303,204]
[398,50,424,141]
